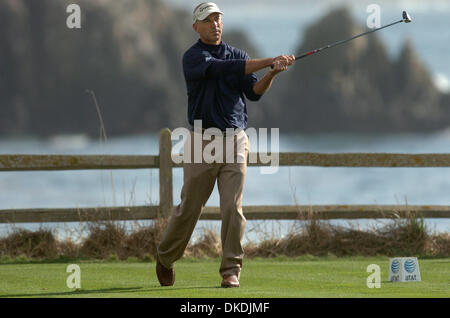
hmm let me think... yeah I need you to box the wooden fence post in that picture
[159,128,173,218]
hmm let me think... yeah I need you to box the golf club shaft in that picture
[295,19,404,60]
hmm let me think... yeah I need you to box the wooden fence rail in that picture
[1,128,449,223]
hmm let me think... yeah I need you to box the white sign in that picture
[388,257,421,282]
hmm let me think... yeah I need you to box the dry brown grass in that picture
[0,214,449,261]
[0,228,58,259]
[77,218,169,260]
[121,218,169,260]
[79,222,128,259]
[185,229,222,258]
[243,215,441,258]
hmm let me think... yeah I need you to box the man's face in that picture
[193,12,223,45]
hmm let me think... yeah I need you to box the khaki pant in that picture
[157,129,249,278]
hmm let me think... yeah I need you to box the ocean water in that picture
[167,0,450,92]
[0,131,449,241]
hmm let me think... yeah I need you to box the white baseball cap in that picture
[193,2,224,22]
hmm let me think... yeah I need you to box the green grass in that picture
[0,256,448,298]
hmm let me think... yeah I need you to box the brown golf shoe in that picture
[221,274,240,288]
[156,257,175,286]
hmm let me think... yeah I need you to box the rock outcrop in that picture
[0,0,258,136]
[0,3,448,136]
[266,7,449,133]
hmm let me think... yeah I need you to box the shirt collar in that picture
[197,39,227,58]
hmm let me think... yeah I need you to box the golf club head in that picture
[403,11,412,23]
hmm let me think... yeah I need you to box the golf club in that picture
[271,11,412,68]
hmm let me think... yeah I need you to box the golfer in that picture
[156,2,294,288]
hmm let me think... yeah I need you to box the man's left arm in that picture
[252,71,277,96]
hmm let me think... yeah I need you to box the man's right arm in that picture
[183,50,294,80]
[244,58,275,75]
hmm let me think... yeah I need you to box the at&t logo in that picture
[391,260,400,274]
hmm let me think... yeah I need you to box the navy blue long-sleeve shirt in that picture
[182,39,261,131]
